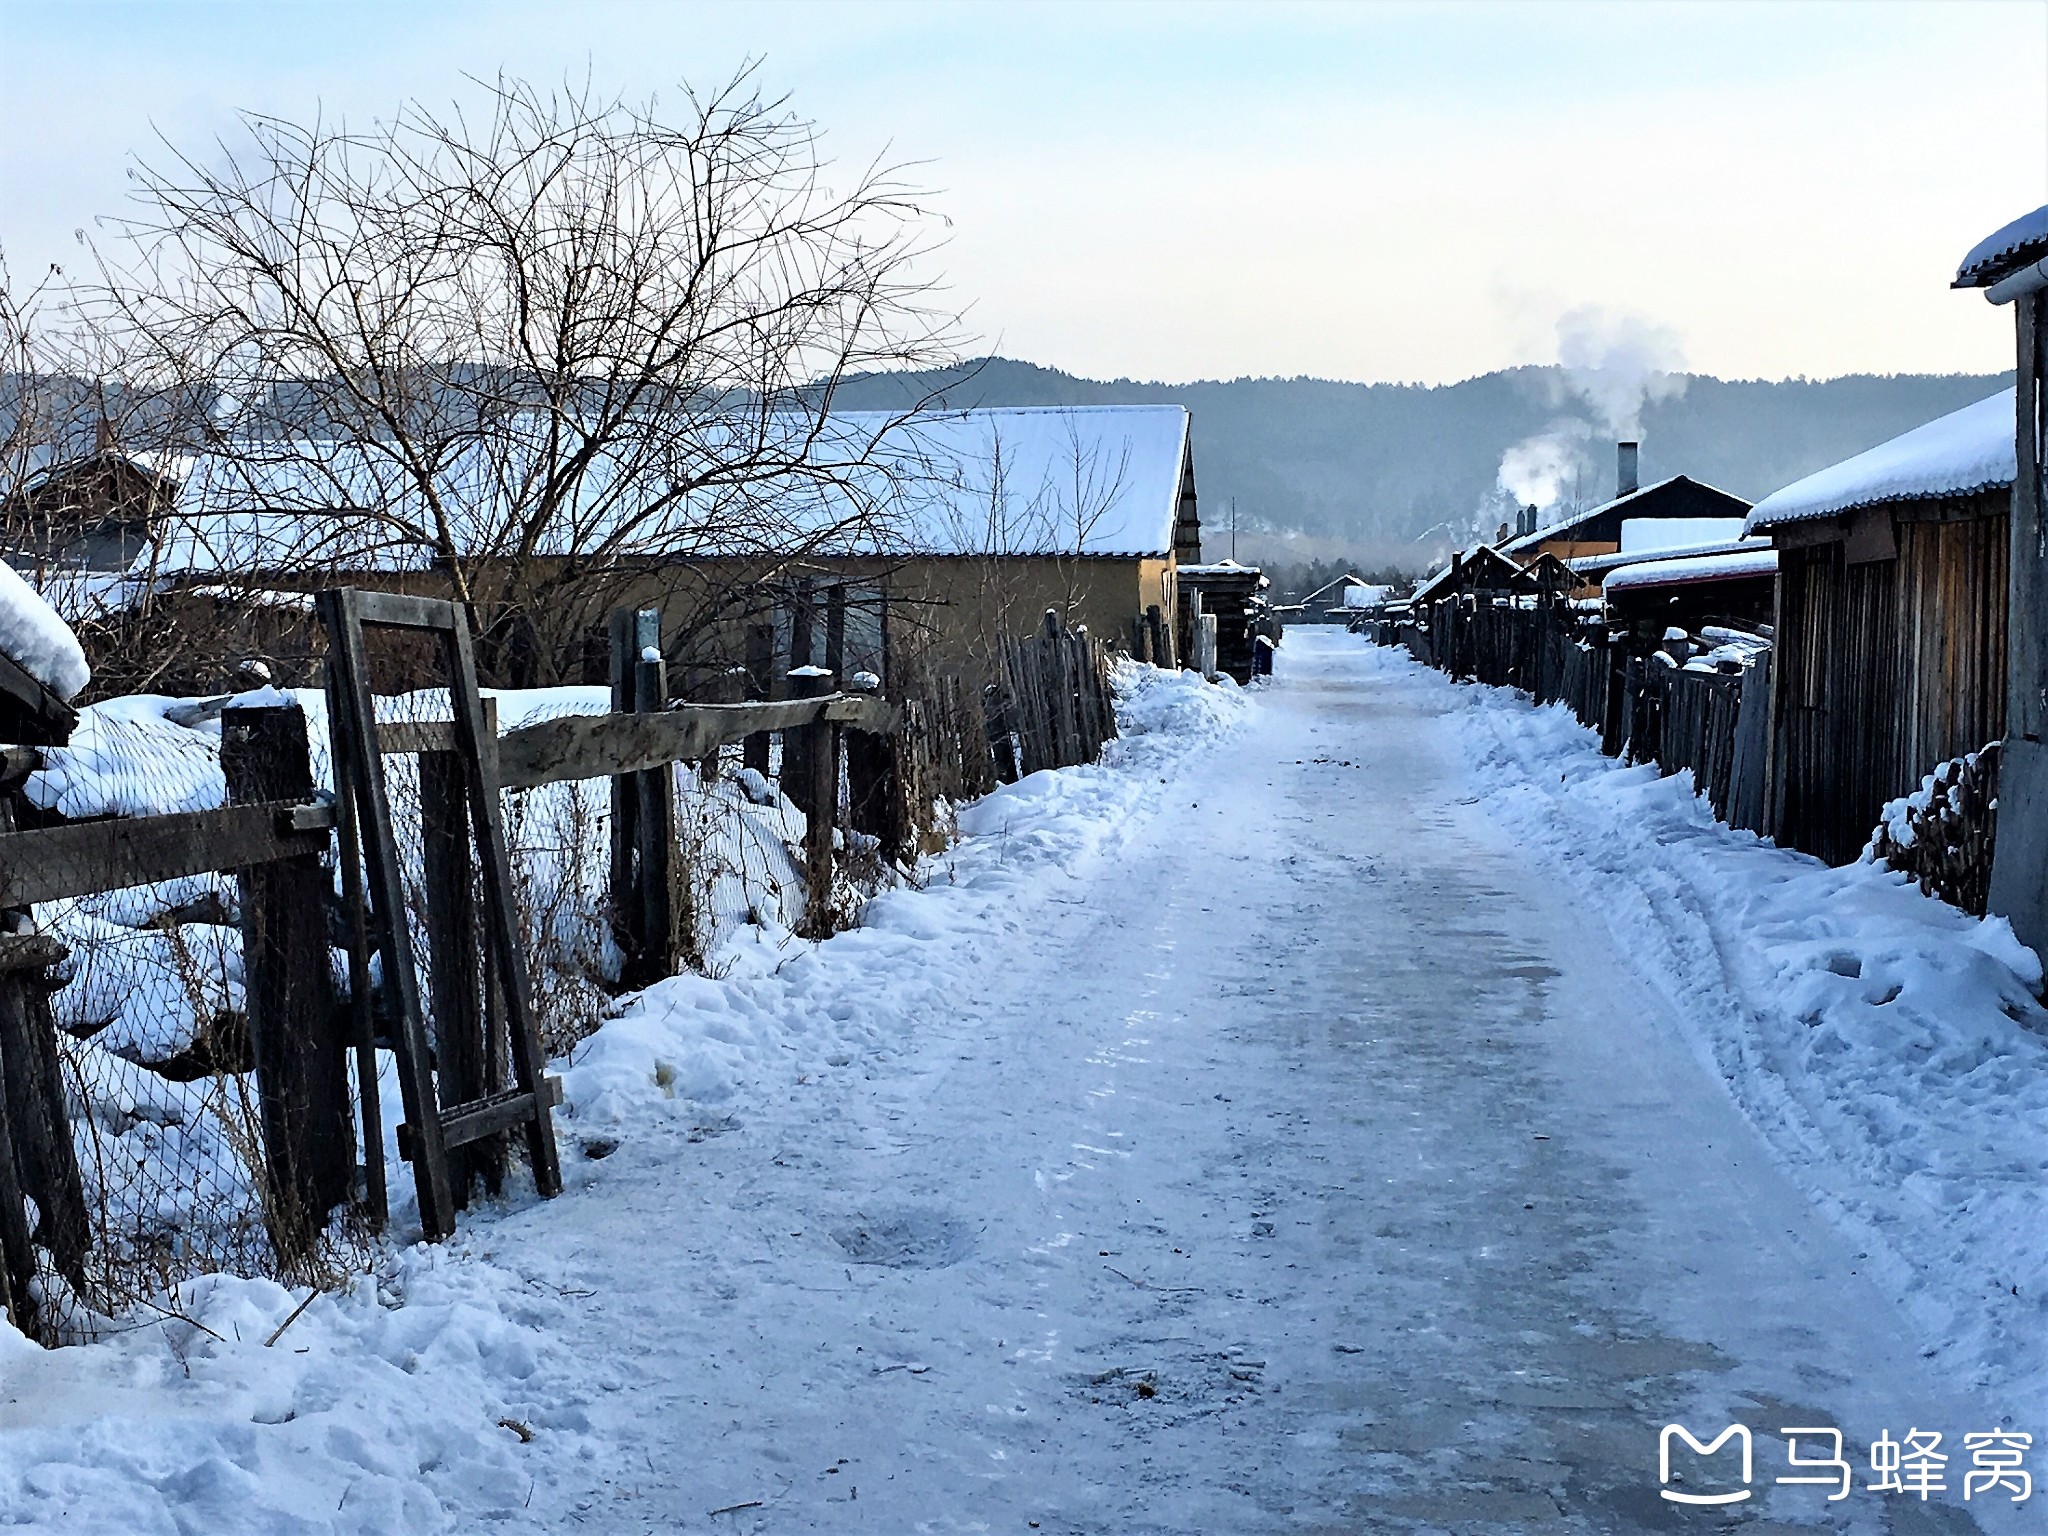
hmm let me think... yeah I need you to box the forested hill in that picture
[826,357,2011,565]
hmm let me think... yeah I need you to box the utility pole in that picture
[1230,497,1238,562]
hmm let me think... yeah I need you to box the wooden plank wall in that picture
[1772,498,2006,866]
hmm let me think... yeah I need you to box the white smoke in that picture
[1498,420,1591,510]
[1553,305,1687,439]
[1492,306,1689,518]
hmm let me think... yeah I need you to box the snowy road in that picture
[13,629,2026,1533]
[496,630,2009,1534]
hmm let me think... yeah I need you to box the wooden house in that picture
[1748,388,2015,865]
[102,405,1205,690]
[1410,544,1533,606]
[1501,442,1752,567]
[0,446,176,576]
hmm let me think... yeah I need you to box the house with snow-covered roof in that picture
[106,403,1205,688]
[1746,386,2017,865]
[1499,442,1752,569]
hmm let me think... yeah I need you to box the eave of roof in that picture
[1956,204,2048,288]
[1745,388,2016,534]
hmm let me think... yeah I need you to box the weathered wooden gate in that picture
[319,589,564,1244]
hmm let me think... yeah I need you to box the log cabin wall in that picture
[1768,490,2006,867]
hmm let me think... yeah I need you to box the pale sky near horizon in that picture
[2,0,2044,388]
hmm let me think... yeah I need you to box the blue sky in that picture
[2,1,2044,385]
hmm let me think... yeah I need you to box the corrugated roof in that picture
[1955,204,2048,288]
[1744,389,2015,534]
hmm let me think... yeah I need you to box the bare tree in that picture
[75,70,962,682]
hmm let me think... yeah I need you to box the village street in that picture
[466,628,2010,1535]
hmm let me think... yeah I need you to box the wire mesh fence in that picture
[18,708,375,1342]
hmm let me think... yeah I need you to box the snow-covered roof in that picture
[144,406,1194,579]
[0,562,90,701]
[1569,538,1761,579]
[1745,389,2015,534]
[1619,517,1747,554]
[1501,476,1749,557]
[1340,583,1391,609]
[1604,548,1778,594]
[1956,205,2048,288]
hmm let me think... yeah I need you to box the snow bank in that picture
[1363,646,2048,1412]
[0,661,1251,1534]
[0,560,90,701]
[555,660,1249,1125]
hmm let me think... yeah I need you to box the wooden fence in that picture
[1384,595,1773,838]
[0,593,1121,1341]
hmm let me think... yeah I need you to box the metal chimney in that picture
[1617,441,1640,499]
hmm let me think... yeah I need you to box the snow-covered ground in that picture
[4,629,2044,1532]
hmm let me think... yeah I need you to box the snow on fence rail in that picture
[0,592,1119,1346]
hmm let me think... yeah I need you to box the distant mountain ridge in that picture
[826,357,2013,565]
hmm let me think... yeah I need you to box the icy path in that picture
[499,630,2008,1533]
[6,631,2030,1532]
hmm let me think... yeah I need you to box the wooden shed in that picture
[1748,388,2016,865]
[1176,561,1267,684]
[1501,449,1752,568]
[1600,547,1778,638]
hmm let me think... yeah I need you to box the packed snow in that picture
[1434,640,2048,1427]
[1746,388,2017,532]
[0,560,90,701]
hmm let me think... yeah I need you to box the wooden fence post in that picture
[0,943,88,1301]
[1146,604,1168,670]
[631,643,678,984]
[220,702,352,1265]
[0,778,88,1316]
[0,1062,36,1339]
[608,609,651,963]
[846,672,905,864]
[825,584,847,678]
[743,623,775,776]
[790,668,838,936]
[609,609,677,989]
